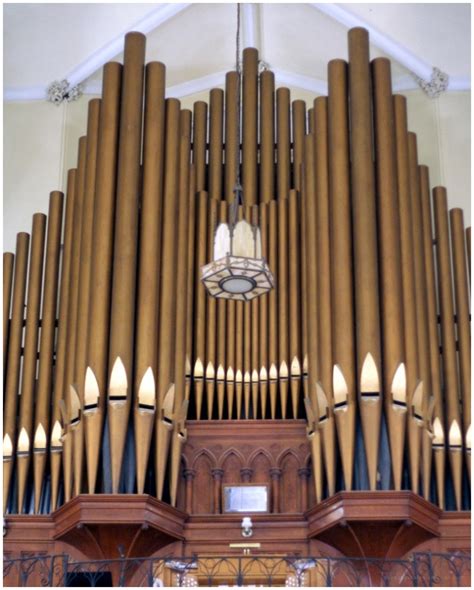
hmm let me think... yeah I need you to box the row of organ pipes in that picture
[3,28,471,516]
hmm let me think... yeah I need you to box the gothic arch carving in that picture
[217,447,246,469]
[248,447,275,470]
[276,448,302,470]
[191,448,217,471]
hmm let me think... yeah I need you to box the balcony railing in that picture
[3,551,471,587]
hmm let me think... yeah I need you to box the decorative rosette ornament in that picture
[201,198,274,301]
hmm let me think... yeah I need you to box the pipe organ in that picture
[3,26,471,526]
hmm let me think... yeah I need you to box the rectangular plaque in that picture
[223,484,269,513]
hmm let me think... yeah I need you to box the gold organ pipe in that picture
[107,32,145,494]
[169,110,192,506]
[466,227,471,285]
[33,192,64,512]
[418,164,442,386]
[328,59,356,491]
[84,62,122,494]
[225,72,239,202]
[185,168,196,401]
[288,191,301,419]
[259,203,269,418]
[193,101,208,192]
[50,169,76,510]
[73,98,101,497]
[260,71,275,203]
[371,58,406,491]
[156,98,181,498]
[3,232,29,513]
[268,200,278,419]
[419,165,445,506]
[277,88,291,201]
[63,136,87,502]
[302,137,318,399]
[251,205,260,419]
[313,98,336,496]
[17,213,46,513]
[3,252,14,372]
[433,187,462,510]
[193,192,208,419]
[134,61,166,494]
[243,205,253,418]
[235,207,244,420]
[292,100,306,191]
[278,197,289,419]
[205,198,218,418]
[300,165,308,400]
[209,89,224,200]
[408,133,433,499]
[348,28,382,491]
[226,212,236,418]
[216,200,228,419]
[393,95,422,495]
[449,209,471,445]
[242,47,258,206]
[173,109,192,411]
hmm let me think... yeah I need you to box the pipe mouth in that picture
[83,403,99,413]
[138,402,155,412]
[361,391,380,401]
[392,399,407,410]
[334,400,348,411]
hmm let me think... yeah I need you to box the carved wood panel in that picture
[180,420,312,515]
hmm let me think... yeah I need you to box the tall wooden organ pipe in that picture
[3,27,470,516]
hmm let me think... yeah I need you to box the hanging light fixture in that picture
[201,4,274,301]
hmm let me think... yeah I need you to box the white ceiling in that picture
[3,3,471,100]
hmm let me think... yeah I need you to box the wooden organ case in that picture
[3,27,471,585]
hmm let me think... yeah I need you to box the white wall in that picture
[3,88,471,253]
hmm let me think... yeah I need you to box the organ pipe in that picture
[4,232,29,513]
[3,252,14,372]
[3,26,471,516]
[73,98,101,497]
[433,187,463,510]
[33,192,64,512]
[83,62,122,495]
[17,213,46,513]
[328,58,356,491]
[371,58,406,492]
[134,61,166,494]
[107,32,145,494]
[393,95,422,495]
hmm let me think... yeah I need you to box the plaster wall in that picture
[3,89,470,252]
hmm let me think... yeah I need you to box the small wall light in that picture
[241,516,253,537]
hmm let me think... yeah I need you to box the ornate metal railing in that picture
[3,551,471,587]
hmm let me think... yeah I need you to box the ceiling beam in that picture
[311,3,433,81]
[3,3,191,101]
[273,69,327,96]
[4,69,469,104]
[66,3,190,88]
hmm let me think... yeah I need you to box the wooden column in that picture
[270,468,282,513]
[212,469,224,514]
